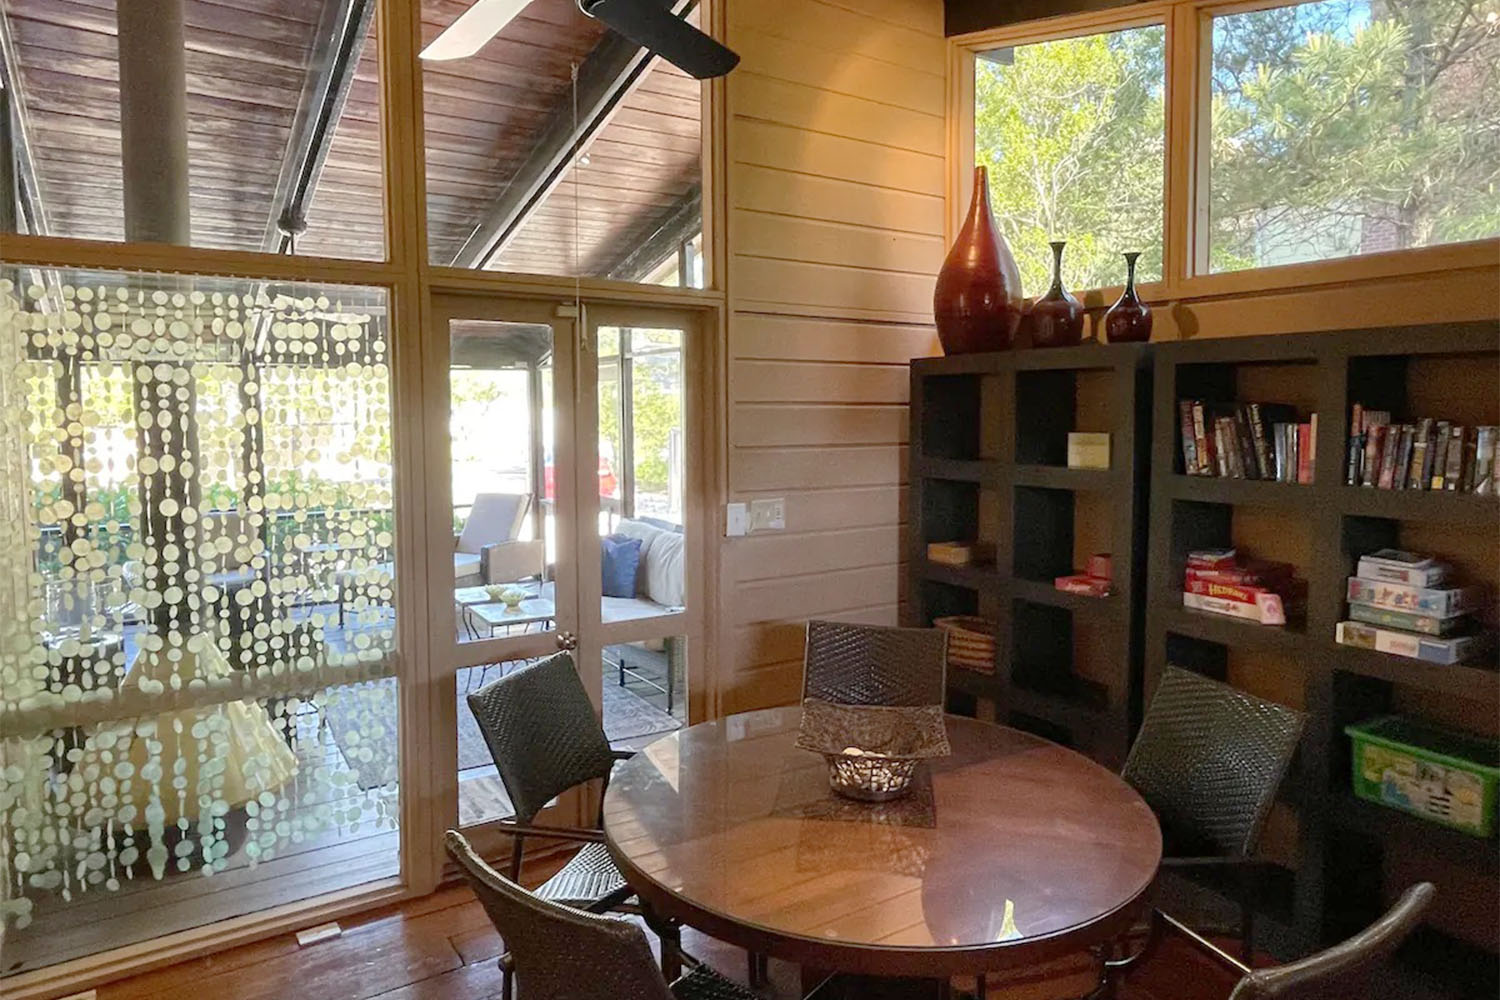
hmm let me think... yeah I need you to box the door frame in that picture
[415,292,722,876]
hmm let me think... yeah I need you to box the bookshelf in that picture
[1143,322,1500,968]
[906,342,1151,769]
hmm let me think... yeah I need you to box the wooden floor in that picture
[88,848,1471,1000]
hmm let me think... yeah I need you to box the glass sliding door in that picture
[0,271,401,975]
[425,296,584,849]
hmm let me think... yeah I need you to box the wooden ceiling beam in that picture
[605,183,701,282]
[449,0,694,269]
[264,0,376,253]
[0,10,48,235]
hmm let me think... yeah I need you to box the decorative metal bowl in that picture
[796,698,951,802]
[825,748,920,801]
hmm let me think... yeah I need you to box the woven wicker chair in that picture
[445,831,758,1000]
[467,652,641,1000]
[1101,882,1435,999]
[802,619,948,707]
[1122,666,1307,961]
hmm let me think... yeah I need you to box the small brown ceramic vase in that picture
[933,166,1024,354]
[1027,240,1084,347]
[1103,251,1152,343]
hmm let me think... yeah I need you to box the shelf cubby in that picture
[909,342,1151,769]
[1145,322,1500,959]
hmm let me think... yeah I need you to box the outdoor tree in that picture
[974,0,1500,293]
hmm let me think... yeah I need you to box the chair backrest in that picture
[1230,883,1435,999]
[466,652,616,823]
[1123,667,1306,858]
[802,620,948,708]
[457,493,531,554]
[444,830,674,1000]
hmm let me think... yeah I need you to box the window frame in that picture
[950,0,1500,304]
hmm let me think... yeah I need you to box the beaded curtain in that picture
[0,272,400,952]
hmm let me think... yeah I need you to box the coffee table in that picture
[463,596,555,640]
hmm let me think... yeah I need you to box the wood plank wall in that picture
[719,0,948,713]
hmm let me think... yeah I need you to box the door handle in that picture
[556,630,578,651]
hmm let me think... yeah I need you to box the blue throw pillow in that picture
[600,534,642,598]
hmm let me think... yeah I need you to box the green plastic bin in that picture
[1345,716,1500,838]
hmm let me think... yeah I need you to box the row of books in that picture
[1178,400,1316,483]
[1181,548,1304,625]
[1345,406,1497,494]
[1335,549,1486,665]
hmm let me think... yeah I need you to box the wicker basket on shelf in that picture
[933,615,996,674]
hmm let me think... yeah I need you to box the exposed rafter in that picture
[262,0,376,253]
[0,10,48,236]
[606,184,702,283]
[449,0,695,269]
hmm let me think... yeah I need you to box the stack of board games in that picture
[1345,405,1498,494]
[1178,400,1317,483]
[1182,549,1304,625]
[1337,549,1486,665]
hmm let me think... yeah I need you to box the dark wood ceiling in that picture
[2,0,701,276]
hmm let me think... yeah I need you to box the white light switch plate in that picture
[726,502,748,537]
[749,497,786,532]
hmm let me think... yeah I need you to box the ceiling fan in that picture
[421,0,739,80]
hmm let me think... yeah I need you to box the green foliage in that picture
[975,26,1166,295]
[974,0,1500,289]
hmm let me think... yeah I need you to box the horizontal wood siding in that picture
[721,0,945,712]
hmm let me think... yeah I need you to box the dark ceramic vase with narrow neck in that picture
[1103,251,1152,343]
[933,166,1024,354]
[1027,240,1084,347]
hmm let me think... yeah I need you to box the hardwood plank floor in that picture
[89,847,1470,1000]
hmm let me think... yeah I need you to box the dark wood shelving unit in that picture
[907,342,1151,769]
[1143,322,1500,960]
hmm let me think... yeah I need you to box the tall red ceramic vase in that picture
[934,166,1023,354]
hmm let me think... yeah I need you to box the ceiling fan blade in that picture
[581,0,740,79]
[421,0,532,61]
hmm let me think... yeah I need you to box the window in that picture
[973,25,1166,295]
[0,2,384,258]
[1207,0,1500,272]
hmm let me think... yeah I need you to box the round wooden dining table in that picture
[602,706,1162,987]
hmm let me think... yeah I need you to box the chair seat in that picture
[669,964,761,1000]
[533,841,628,907]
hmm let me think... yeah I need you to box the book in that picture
[1345,402,1364,486]
[927,541,994,566]
[1184,589,1287,625]
[1361,423,1387,488]
[1355,549,1450,587]
[1249,403,1273,480]
[1214,418,1233,477]
[1192,402,1213,476]
[1235,406,1260,480]
[1308,412,1318,482]
[1296,421,1313,484]
[1461,427,1479,491]
[1179,400,1198,475]
[1474,426,1496,495]
[1335,621,1484,665]
[1394,424,1415,490]
[1443,425,1466,491]
[1376,425,1401,489]
[1408,417,1433,490]
[1346,576,1481,616]
[1347,602,1468,637]
[1429,420,1451,490]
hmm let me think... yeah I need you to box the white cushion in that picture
[613,518,685,608]
[457,493,528,554]
[454,552,481,580]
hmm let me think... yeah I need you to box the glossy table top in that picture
[602,707,1162,978]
